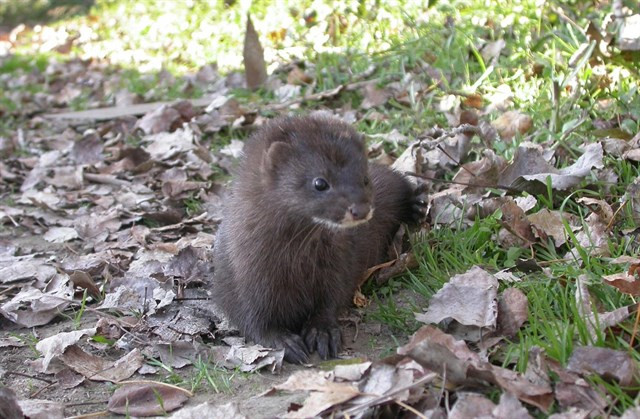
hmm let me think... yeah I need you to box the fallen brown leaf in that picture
[61,345,143,382]
[107,381,192,416]
[243,14,267,89]
[568,346,638,386]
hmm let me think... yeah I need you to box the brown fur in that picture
[212,115,418,363]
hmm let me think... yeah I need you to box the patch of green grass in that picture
[190,356,240,394]
[183,195,202,217]
[146,357,184,385]
[9,332,40,357]
[368,284,417,333]
[0,53,50,74]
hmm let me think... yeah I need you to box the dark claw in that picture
[328,328,341,358]
[302,321,342,360]
[316,329,330,359]
[303,327,318,352]
[281,333,309,364]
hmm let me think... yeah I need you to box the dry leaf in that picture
[35,328,97,372]
[107,381,192,416]
[360,83,392,109]
[17,399,64,419]
[1,276,74,327]
[567,346,638,386]
[462,93,484,109]
[333,362,372,381]
[287,66,313,85]
[61,345,143,382]
[416,266,498,329]
[275,370,360,418]
[528,209,579,247]
[43,226,79,243]
[493,111,532,140]
[497,288,529,337]
[603,269,640,295]
[243,14,267,89]
[399,325,554,410]
[225,343,284,373]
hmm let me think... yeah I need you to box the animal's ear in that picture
[262,141,292,175]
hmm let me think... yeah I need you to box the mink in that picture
[211,115,422,363]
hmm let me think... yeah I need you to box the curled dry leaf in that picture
[275,370,360,419]
[576,274,633,340]
[108,381,192,416]
[60,345,143,382]
[528,209,579,247]
[416,266,498,329]
[69,270,101,298]
[500,199,536,244]
[500,142,604,193]
[43,226,79,243]
[143,126,196,161]
[398,325,554,411]
[0,276,74,327]
[225,343,284,373]
[287,66,313,85]
[567,346,639,386]
[452,149,506,191]
[333,361,372,381]
[576,197,613,225]
[603,267,640,295]
[451,391,532,419]
[35,328,97,372]
[54,367,85,389]
[498,142,557,187]
[360,82,392,109]
[136,104,182,135]
[496,287,529,337]
[493,110,533,141]
[154,341,199,369]
[450,392,496,418]
[0,259,56,283]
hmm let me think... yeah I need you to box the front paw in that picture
[278,332,310,364]
[302,320,342,360]
[409,183,429,225]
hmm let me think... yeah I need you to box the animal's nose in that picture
[348,203,370,220]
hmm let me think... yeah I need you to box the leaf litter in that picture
[1,6,639,419]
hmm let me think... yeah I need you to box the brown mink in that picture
[212,115,422,363]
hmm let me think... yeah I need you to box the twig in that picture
[65,400,109,408]
[436,144,476,177]
[4,212,19,227]
[66,411,110,419]
[29,381,56,398]
[404,171,521,193]
[83,173,132,187]
[395,400,427,419]
[550,5,585,34]
[6,371,55,384]
[339,373,437,416]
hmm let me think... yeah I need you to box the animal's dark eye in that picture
[363,176,370,186]
[313,177,329,191]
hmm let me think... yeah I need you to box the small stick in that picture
[6,371,55,384]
